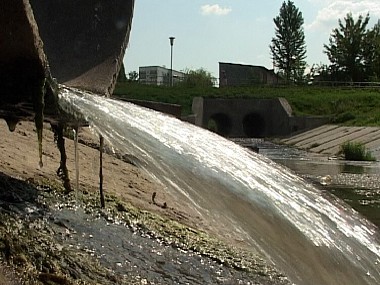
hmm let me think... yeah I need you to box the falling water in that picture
[59,86,380,285]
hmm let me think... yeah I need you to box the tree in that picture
[127,71,139,82]
[116,63,127,83]
[270,0,307,83]
[324,13,370,82]
[181,68,215,87]
[364,20,380,81]
[307,63,330,82]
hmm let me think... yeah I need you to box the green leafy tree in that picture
[181,68,215,87]
[128,71,139,82]
[117,63,127,83]
[324,13,370,82]
[270,0,307,83]
[307,63,331,82]
[364,20,380,81]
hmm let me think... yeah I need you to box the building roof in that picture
[219,62,274,73]
[139,66,184,75]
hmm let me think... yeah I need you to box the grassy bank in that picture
[114,83,380,126]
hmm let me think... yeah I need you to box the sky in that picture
[122,0,380,79]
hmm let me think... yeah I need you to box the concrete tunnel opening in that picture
[207,113,232,137]
[243,113,266,138]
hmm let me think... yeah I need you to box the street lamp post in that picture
[169,36,175,87]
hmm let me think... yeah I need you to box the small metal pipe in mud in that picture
[51,123,72,193]
[99,135,105,208]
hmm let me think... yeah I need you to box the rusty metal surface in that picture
[0,0,134,124]
[30,0,134,96]
[0,0,49,122]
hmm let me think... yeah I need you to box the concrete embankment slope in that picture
[280,125,380,159]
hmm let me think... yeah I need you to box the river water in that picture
[250,139,380,229]
[59,87,380,285]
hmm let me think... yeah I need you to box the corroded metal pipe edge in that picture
[30,0,135,97]
[0,0,135,128]
[0,0,53,127]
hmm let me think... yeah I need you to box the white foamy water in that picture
[59,86,380,285]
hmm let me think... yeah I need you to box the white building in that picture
[139,66,185,86]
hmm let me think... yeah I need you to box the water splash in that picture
[58,86,380,285]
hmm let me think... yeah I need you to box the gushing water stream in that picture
[59,86,380,285]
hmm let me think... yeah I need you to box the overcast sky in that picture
[122,0,380,78]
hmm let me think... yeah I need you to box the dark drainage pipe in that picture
[0,0,135,124]
[1,0,135,196]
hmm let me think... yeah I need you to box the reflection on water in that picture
[342,164,366,174]
[59,87,380,285]
[250,140,380,176]
[328,187,380,227]
[253,140,380,229]
[273,159,378,176]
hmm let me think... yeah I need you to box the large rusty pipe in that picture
[0,0,48,123]
[0,0,135,123]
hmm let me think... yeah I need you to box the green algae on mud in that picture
[0,174,289,285]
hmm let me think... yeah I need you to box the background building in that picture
[219,62,281,87]
[139,66,185,86]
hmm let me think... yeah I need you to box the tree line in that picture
[119,67,215,87]
[270,0,380,84]
[121,1,380,87]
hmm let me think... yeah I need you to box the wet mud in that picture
[0,172,289,284]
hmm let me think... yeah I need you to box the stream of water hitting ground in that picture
[59,86,380,285]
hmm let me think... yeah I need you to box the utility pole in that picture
[169,36,175,86]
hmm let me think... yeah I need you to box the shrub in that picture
[332,112,356,124]
[339,141,376,161]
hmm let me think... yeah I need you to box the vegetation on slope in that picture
[113,83,380,126]
[339,141,376,161]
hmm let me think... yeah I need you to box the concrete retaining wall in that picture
[191,97,328,138]
[281,124,380,159]
[122,99,182,118]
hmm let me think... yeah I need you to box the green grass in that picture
[113,83,380,126]
[339,141,376,161]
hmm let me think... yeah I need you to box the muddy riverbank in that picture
[0,173,290,284]
[2,120,380,284]
[0,120,289,284]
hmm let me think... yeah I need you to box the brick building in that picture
[139,66,185,86]
[219,62,281,87]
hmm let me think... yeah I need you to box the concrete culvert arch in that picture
[243,113,266,137]
[207,113,232,136]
